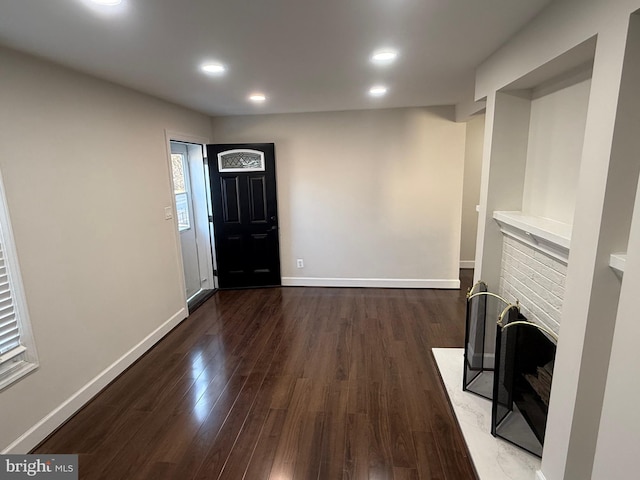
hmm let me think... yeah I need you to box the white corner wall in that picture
[591,162,640,480]
[474,1,640,480]
[0,46,211,452]
[460,114,485,268]
[592,12,640,480]
[211,107,466,288]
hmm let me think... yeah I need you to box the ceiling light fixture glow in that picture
[369,85,388,97]
[200,63,226,75]
[249,93,267,102]
[371,49,398,65]
[90,0,123,5]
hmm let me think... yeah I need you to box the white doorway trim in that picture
[164,130,215,311]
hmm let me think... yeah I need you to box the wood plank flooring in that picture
[34,271,477,479]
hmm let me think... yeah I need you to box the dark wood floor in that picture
[35,271,477,480]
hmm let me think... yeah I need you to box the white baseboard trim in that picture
[2,307,188,454]
[460,260,475,269]
[281,277,460,289]
[535,471,547,480]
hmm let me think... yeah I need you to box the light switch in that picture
[164,206,173,220]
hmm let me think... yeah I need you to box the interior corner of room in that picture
[0,45,483,455]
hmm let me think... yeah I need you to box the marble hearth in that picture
[433,348,541,480]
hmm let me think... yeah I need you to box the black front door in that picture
[206,143,281,288]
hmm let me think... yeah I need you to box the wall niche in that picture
[481,37,597,336]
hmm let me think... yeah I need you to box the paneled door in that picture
[206,143,281,288]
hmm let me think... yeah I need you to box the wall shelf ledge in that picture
[609,253,627,275]
[493,211,572,264]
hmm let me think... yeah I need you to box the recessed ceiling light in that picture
[249,93,267,103]
[200,63,226,75]
[83,0,126,14]
[369,85,388,97]
[90,0,122,5]
[371,49,398,65]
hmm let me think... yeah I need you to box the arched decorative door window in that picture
[217,149,265,172]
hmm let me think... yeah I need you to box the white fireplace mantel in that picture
[493,211,572,264]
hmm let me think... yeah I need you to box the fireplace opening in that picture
[491,305,557,457]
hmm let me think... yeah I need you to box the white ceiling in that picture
[0,0,554,116]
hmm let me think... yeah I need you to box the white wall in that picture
[591,167,640,480]
[522,78,591,224]
[473,1,640,479]
[212,107,466,288]
[0,46,211,452]
[591,12,640,480]
[475,90,532,290]
[460,114,485,266]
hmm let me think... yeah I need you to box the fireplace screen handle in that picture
[467,280,488,298]
[499,319,559,342]
[467,291,511,304]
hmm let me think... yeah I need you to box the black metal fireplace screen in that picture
[462,280,558,457]
[463,281,510,400]
[491,304,558,457]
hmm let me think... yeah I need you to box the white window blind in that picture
[0,170,37,390]
[0,243,23,361]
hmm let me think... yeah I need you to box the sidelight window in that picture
[171,153,191,231]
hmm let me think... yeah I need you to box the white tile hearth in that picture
[432,348,541,480]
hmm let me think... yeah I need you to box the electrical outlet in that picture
[296,259,304,268]
[164,206,173,220]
